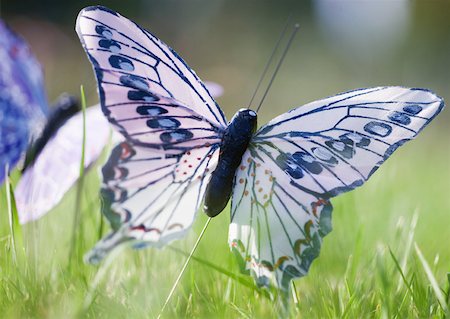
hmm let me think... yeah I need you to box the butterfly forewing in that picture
[254,87,443,197]
[230,87,443,290]
[76,6,227,147]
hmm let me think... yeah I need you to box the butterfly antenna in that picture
[157,217,212,319]
[247,15,293,108]
[255,24,300,113]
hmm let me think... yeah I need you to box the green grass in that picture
[1,130,449,318]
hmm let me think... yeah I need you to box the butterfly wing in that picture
[0,20,47,183]
[76,6,227,261]
[86,142,219,263]
[230,87,444,290]
[76,6,227,149]
[15,106,111,223]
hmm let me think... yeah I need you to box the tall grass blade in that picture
[414,242,448,313]
[291,281,299,305]
[5,165,17,263]
[169,246,267,296]
[396,212,418,291]
[69,85,87,266]
[389,247,415,301]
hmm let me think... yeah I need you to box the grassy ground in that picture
[0,125,449,318]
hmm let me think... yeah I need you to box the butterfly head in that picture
[238,108,257,118]
[50,94,80,121]
[229,108,258,135]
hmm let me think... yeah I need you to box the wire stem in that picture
[157,217,211,319]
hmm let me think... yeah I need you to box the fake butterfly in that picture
[76,6,444,290]
[0,20,113,222]
[15,104,113,223]
[0,20,48,184]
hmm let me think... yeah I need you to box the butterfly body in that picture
[22,95,80,171]
[204,109,257,217]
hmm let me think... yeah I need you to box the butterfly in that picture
[0,20,48,184]
[15,103,113,223]
[0,20,115,222]
[76,6,444,291]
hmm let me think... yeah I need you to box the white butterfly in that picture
[76,6,444,290]
[15,105,112,223]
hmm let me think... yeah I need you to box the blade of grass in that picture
[169,246,268,297]
[95,130,115,242]
[5,165,17,263]
[389,247,415,300]
[7,183,24,263]
[414,242,448,313]
[68,85,87,266]
[291,281,299,305]
[446,273,450,305]
[396,212,418,291]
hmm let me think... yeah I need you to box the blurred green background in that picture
[1,1,450,317]
[3,0,449,123]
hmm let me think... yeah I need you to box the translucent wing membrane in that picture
[255,87,444,197]
[0,21,47,183]
[76,6,227,144]
[86,142,219,263]
[15,106,111,223]
[230,87,444,290]
[230,150,332,291]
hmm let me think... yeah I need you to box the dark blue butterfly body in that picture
[22,95,80,171]
[204,109,257,217]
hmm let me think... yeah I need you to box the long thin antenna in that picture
[157,217,212,319]
[247,15,293,108]
[255,24,300,113]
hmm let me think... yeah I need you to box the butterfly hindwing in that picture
[230,148,332,291]
[16,106,111,223]
[87,141,219,263]
[76,6,227,149]
[230,87,443,290]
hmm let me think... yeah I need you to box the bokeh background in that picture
[1,1,450,317]
[4,1,450,121]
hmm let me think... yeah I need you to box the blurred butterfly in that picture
[15,103,113,223]
[76,6,444,291]
[0,20,48,184]
[0,20,112,222]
